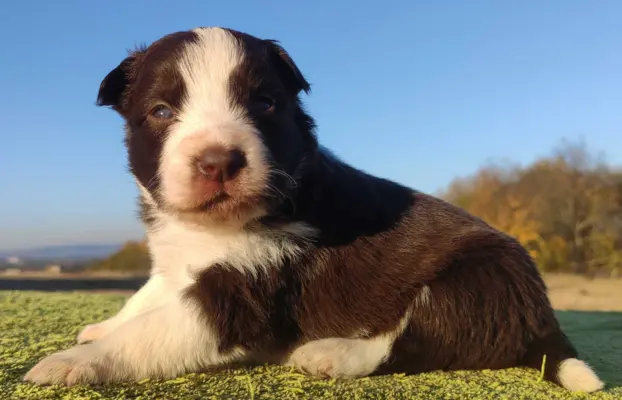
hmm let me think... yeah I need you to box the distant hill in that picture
[0,244,123,263]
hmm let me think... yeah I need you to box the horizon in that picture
[2,1,621,251]
[0,242,125,254]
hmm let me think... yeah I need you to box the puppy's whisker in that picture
[145,175,159,192]
[271,168,298,189]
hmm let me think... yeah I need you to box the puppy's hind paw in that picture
[288,337,384,379]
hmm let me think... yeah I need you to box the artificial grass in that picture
[1,291,620,400]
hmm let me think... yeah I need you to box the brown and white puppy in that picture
[24,27,604,393]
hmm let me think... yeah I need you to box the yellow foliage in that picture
[443,142,622,276]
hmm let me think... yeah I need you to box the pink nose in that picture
[197,148,246,182]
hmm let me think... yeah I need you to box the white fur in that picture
[159,27,270,213]
[25,296,245,385]
[287,304,414,378]
[77,274,170,344]
[148,211,312,281]
[557,358,604,393]
[137,179,158,206]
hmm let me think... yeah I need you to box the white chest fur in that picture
[146,215,313,287]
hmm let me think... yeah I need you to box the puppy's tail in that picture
[522,330,604,393]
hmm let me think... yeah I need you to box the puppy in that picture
[25,27,603,393]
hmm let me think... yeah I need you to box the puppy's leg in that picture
[77,274,169,343]
[25,294,241,386]
[287,336,396,379]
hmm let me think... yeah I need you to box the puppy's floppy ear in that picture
[265,40,310,95]
[96,49,144,109]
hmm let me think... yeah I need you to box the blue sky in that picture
[1,0,621,251]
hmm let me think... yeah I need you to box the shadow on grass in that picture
[557,310,622,389]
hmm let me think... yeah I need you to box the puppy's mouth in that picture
[199,191,230,209]
[171,188,268,225]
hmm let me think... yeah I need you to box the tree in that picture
[88,240,151,273]
[442,139,622,277]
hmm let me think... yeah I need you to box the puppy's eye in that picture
[150,105,174,120]
[250,96,275,114]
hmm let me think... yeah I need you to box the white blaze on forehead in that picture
[177,27,245,133]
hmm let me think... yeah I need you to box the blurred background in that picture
[1,1,620,310]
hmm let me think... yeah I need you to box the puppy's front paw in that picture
[288,338,381,379]
[24,344,111,386]
[77,321,112,344]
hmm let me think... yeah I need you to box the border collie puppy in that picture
[25,27,603,393]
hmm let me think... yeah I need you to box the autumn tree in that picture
[442,139,622,277]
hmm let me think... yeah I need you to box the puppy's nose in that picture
[197,148,246,182]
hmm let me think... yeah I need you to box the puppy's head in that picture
[97,27,317,226]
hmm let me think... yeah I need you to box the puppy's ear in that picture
[265,40,310,95]
[96,49,143,109]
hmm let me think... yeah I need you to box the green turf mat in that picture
[1,291,620,399]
